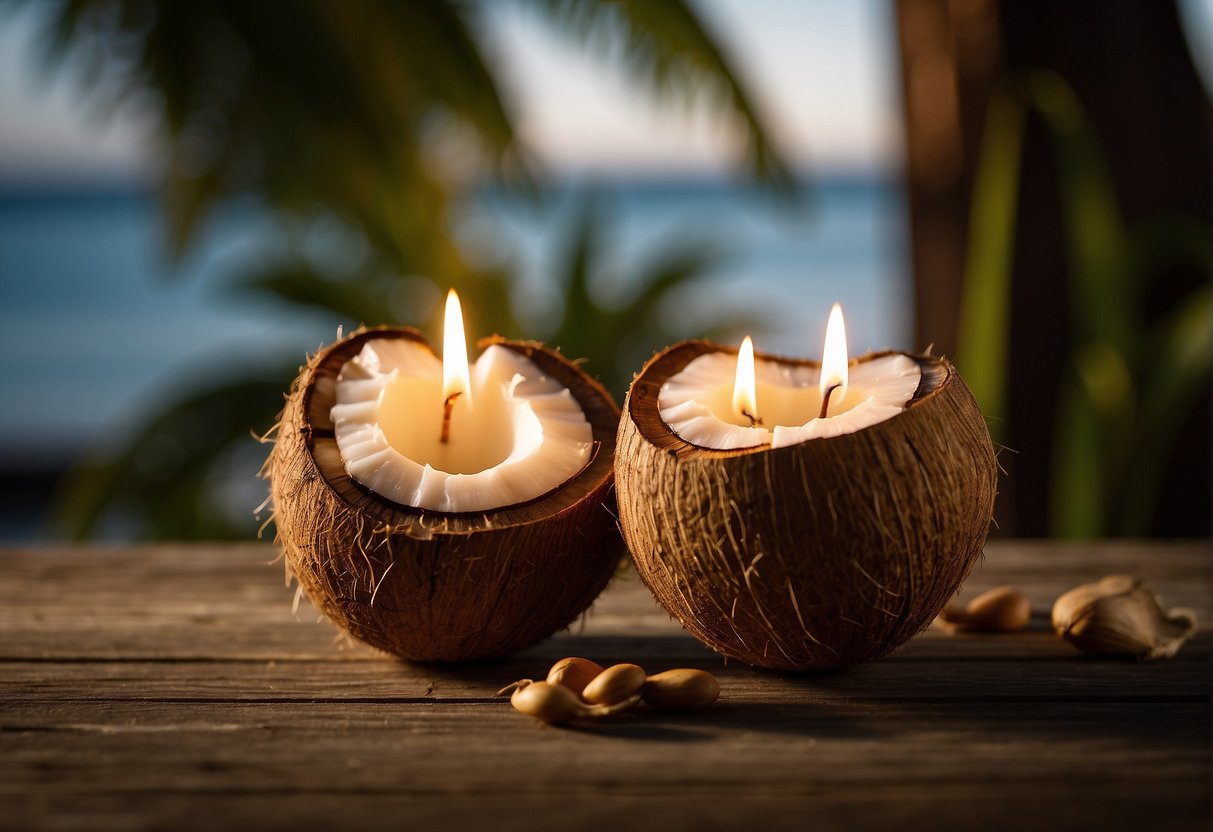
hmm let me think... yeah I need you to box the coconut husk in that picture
[615,340,997,671]
[268,327,623,662]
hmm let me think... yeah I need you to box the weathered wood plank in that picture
[3,786,1207,832]
[0,603,1203,661]
[3,699,1206,787]
[0,541,1208,832]
[3,541,1207,591]
[1,699,1207,832]
[0,541,1207,661]
[0,639,1207,703]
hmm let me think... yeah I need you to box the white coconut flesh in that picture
[331,339,593,512]
[658,351,922,450]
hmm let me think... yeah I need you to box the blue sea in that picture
[0,176,909,468]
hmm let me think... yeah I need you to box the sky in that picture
[3,0,1211,186]
[482,0,902,175]
[0,0,902,185]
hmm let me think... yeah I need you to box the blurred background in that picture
[0,0,1208,542]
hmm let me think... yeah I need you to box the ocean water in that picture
[0,176,910,466]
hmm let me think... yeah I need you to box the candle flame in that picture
[732,335,759,424]
[442,289,472,408]
[819,302,848,405]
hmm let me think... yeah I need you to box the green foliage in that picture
[1121,284,1212,535]
[532,0,796,191]
[38,0,519,270]
[958,69,1211,538]
[957,87,1025,441]
[34,0,791,265]
[39,0,793,539]
[53,373,292,540]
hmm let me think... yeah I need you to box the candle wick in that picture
[818,383,841,420]
[441,391,462,444]
[740,409,763,428]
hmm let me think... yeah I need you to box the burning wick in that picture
[441,392,461,444]
[440,288,472,444]
[818,383,841,420]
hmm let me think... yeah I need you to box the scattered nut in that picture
[642,669,720,709]
[581,663,647,705]
[546,657,605,697]
[502,660,721,724]
[509,680,639,725]
[510,681,586,723]
[1051,574,1134,629]
[940,585,1031,632]
[1052,575,1197,660]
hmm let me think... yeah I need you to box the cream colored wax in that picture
[658,350,921,450]
[332,339,592,512]
[659,305,921,450]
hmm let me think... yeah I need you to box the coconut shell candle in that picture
[269,292,623,662]
[615,304,997,672]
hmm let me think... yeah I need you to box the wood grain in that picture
[0,541,1208,831]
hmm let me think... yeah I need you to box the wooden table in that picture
[1,541,1208,831]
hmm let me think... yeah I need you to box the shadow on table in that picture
[551,699,883,743]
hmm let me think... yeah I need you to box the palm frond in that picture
[232,263,393,326]
[35,0,799,540]
[51,371,293,540]
[528,0,797,191]
[956,84,1025,441]
[1119,286,1211,534]
[541,191,745,396]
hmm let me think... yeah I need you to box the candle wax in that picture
[332,340,592,512]
[659,351,921,450]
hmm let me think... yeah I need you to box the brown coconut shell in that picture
[616,340,997,672]
[268,327,624,662]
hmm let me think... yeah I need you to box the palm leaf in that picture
[35,0,802,540]
[233,263,394,327]
[1026,71,1136,535]
[1119,286,1212,534]
[541,192,743,395]
[956,69,1208,537]
[956,84,1026,441]
[530,0,796,191]
[51,372,293,540]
